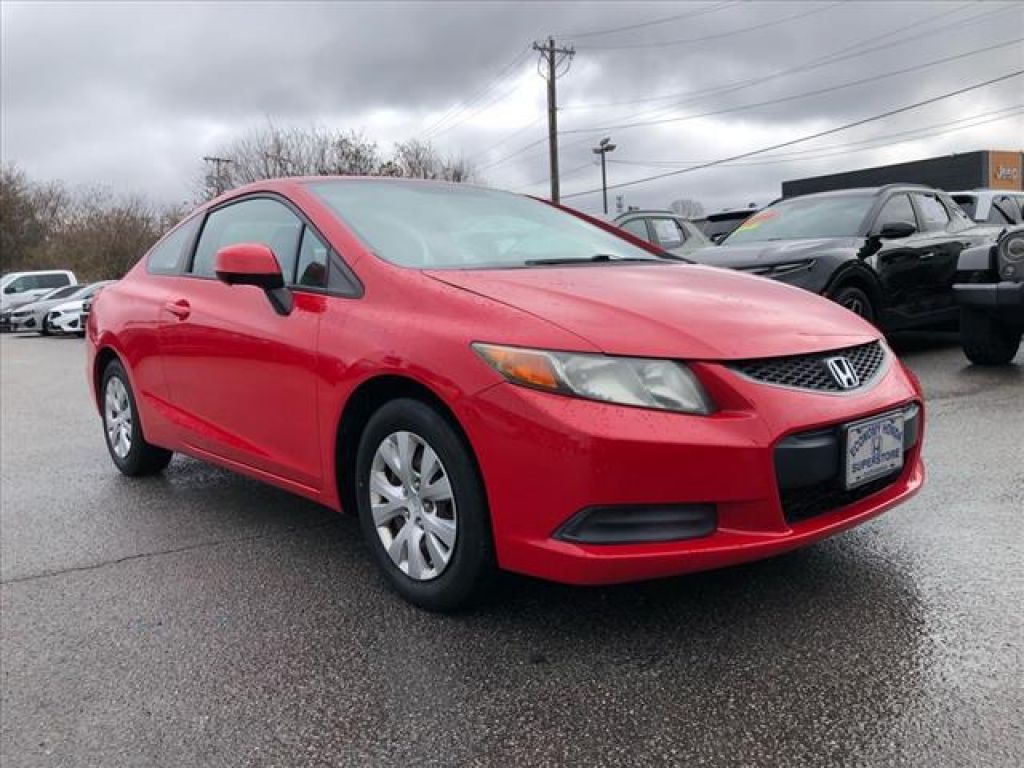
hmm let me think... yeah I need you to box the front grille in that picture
[779,466,903,524]
[732,341,886,392]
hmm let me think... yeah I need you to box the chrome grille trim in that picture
[730,341,888,393]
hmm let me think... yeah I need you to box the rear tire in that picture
[961,307,1022,366]
[101,359,173,476]
[828,284,876,324]
[354,398,496,612]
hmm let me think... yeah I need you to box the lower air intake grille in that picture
[779,470,901,524]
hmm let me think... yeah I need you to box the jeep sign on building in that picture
[782,150,1024,198]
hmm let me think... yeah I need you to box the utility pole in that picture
[532,37,574,203]
[203,155,233,196]
[592,137,616,214]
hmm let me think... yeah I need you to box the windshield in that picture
[723,195,874,244]
[306,180,664,269]
[40,285,81,302]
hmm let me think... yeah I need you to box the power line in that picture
[558,1,735,40]
[603,107,1024,169]
[559,37,1024,137]
[423,47,531,138]
[513,160,595,192]
[559,69,1024,200]
[464,118,543,165]
[560,1,985,112]
[581,2,841,50]
[478,2,1012,175]
[617,1,1016,126]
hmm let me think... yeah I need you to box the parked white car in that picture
[7,284,84,333]
[0,271,78,326]
[44,281,115,336]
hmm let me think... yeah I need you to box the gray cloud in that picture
[2,1,1021,213]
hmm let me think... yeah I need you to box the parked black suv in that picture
[953,225,1023,365]
[689,185,999,331]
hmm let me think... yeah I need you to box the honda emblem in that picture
[825,356,860,389]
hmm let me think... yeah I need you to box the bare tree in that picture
[669,198,705,219]
[195,122,479,201]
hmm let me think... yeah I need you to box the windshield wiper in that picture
[523,254,661,266]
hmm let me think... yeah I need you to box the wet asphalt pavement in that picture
[1,333,1021,767]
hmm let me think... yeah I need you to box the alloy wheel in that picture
[842,296,866,317]
[104,376,133,459]
[369,430,457,581]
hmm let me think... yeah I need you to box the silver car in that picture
[10,282,111,335]
[613,210,712,257]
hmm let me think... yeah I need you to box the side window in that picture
[37,274,70,289]
[874,194,916,232]
[191,198,302,280]
[148,217,200,275]
[296,227,329,288]
[989,196,1019,225]
[620,218,650,241]
[651,218,686,249]
[912,193,951,231]
[4,277,28,294]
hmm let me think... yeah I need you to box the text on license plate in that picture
[844,412,904,490]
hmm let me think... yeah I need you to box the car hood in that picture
[12,297,69,314]
[688,237,858,269]
[425,263,877,360]
[51,300,85,313]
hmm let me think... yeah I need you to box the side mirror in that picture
[214,243,292,315]
[877,220,916,239]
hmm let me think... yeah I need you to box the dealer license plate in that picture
[843,411,904,490]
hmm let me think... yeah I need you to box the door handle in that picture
[163,298,190,320]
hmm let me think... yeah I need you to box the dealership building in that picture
[781,149,1023,198]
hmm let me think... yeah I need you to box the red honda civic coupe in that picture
[86,178,924,610]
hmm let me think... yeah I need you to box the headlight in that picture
[999,231,1024,264]
[742,259,815,278]
[473,343,715,414]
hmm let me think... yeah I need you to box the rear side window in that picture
[192,198,303,280]
[37,273,71,289]
[620,219,650,241]
[874,194,917,233]
[148,217,200,275]
[296,227,329,288]
[912,193,951,231]
[989,196,1021,225]
[650,218,686,249]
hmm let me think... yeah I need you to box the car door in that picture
[867,193,933,322]
[907,192,963,317]
[157,196,329,490]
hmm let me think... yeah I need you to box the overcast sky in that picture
[2,0,1022,214]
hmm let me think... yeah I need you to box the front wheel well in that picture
[826,269,883,310]
[93,347,121,410]
[334,375,478,515]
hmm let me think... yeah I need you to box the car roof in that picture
[786,184,938,201]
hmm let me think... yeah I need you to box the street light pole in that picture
[592,137,616,214]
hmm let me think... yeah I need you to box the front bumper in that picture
[47,312,82,333]
[954,281,1024,322]
[466,355,924,585]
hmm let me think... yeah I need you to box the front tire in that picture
[355,398,496,612]
[828,284,876,324]
[101,359,173,475]
[961,307,1022,366]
